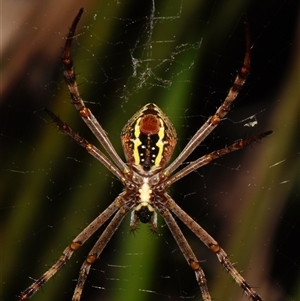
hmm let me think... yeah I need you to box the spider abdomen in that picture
[121,103,177,174]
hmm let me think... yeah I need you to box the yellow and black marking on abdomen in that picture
[121,103,177,174]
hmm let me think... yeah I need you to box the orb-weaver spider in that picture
[19,8,270,301]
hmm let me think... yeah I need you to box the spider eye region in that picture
[121,103,177,174]
[136,204,154,223]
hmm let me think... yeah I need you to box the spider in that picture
[19,8,271,301]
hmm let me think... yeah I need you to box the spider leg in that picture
[45,108,125,181]
[165,18,251,176]
[168,196,263,301]
[72,208,128,301]
[18,198,121,301]
[61,8,128,173]
[167,130,272,186]
[160,208,211,301]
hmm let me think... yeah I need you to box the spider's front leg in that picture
[169,198,263,301]
[18,199,121,301]
[71,209,128,301]
[160,208,212,301]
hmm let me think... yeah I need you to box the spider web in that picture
[1,1,299,301]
